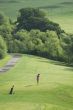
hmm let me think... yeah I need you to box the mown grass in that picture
[0,55,11,67]
[0,0,73,33]
[0,54,73,110]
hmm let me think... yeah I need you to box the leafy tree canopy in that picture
[0,35,7,59]
[16,8,64,35]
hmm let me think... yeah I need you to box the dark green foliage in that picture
[0,35,7,59]
[0,12,13,58]
[12,29,63,61]
[16,8,63,35]
[0,9,73,64]
[0,13,6,25]
[60,33,73,64]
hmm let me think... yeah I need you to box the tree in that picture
[60,33,73,64]
[0,12,6,25]
[0,35,7,59]
[16,8,63,35]
[45,31,63,60]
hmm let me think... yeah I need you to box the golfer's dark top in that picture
[9,85,14,94]
[36,74,40,84]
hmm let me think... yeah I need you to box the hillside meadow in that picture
[0,54,73,110]
[0,0,73,33]
[0,0,73,109]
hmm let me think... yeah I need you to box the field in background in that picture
[0,54,73,110]
[0,0,73,33]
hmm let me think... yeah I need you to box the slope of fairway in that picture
[0,0,73,33]
[0,54,73,110]
[0,55,11,67]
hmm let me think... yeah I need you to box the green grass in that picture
[0,55,11,67]
[0,54,73,110]
[0,0,73,33]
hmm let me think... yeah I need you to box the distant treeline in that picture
[0,8,73,64]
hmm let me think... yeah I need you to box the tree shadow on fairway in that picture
[63,67,73,72]
[39,59,72,67]
[24,54,45,60]
[25,54,73,68]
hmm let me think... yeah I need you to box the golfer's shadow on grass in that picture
[24,85,33,87]
[24,83,39,87]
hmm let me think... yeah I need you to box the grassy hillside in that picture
[0,55,11,67]
[0,54,73,110]
[0,0,73,33]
